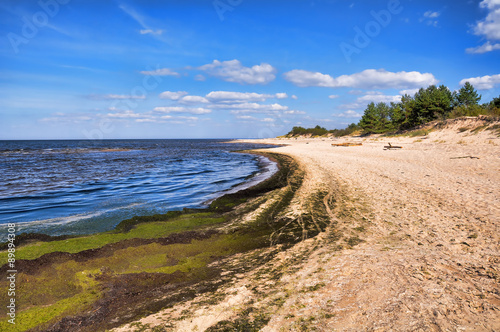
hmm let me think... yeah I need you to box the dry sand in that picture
[116,118,499,331]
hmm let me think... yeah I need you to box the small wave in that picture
[5,202,146,229]
[205,155,278,204]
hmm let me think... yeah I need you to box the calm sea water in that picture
[0,140,277,239]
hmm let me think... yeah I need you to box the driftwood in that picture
[331,142,363,147]
[450,156,480,159]
[384,143,403,150]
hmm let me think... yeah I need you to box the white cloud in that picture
[275,93,288,99]
[468,0,500,53]
[178,95,209,104]
[136,118,156,123]
[219,102,288,113]
[424,11,440,18]
[284,69,438,89]
[466,41,500,54]
[154,106,212,114]
[176,116,199,121]
[358,92,402,104]
[198,59,276,84]
[291,95,298,100]
[421,11,440,27]
[140,29,163,35]
[119,4,167,42]
[235,115,276,123]
[39,113,92,123]
[333,110,363,118]
[475,0,500,39]
[194,74,206,81]
[140,68,180,76]
[236,115,257,120]
[459,73,500,90]
[399,88,420,96]
[329,95,339,99]
[119,4,148,30]
[284,69,335,87]
[159,91,188,100]
[206,91,272,103]
[340,92,402,110]
[284,110,306,115]
[107,110,142,118]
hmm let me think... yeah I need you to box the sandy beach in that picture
[118,117,499,331]
[244,119,500,330]
[4,118,498,331]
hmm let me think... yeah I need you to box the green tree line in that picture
[285,82,500,137]
[358,82,499,134]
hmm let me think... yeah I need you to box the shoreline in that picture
[117,116,499,331]
[1,117,499,331]
[0,150,280,248]
[0,142,279,242]
[0,151,309,331]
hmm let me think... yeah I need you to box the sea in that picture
[0,139,278,240]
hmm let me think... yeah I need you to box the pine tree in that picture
[456,82,481,107]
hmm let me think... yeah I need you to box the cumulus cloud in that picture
[284,69,438,89]
[466,41,500,54]
[204,91,288,104]
[159,91,188,100]
[154,90,296,119]
[235,115,276,123]
[153,106,212,114]
[468,0,500,53]
[340,91,402,110]
[140,68,180,76]
[284,110,306,115]
[178,95,209,104]
[221,102,288,113]
[284,70,336,87]
[206,91,270,103]
[333,110,363,118]
[198,59,276,85]
[399,88,420,96]
[474,0,500,40]
[291,95,298,100]
[329,95,339,99]
[459,73,500,90]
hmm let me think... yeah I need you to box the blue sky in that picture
[1,0,499,139]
